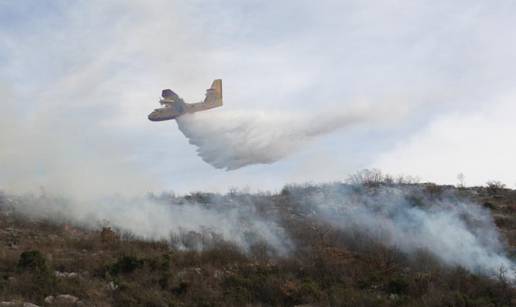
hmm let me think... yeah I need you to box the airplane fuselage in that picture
[148,102,185,121]
[148,79,223,122]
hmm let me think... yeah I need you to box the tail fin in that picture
[204,79,223,107]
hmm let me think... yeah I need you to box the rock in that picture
[108,281,119,291]
[43,296,54,304]
[177,267,202,278]
[213,270,224,279]
[55,295,79,305]
[0,302,38,307]
[55,271,79,278]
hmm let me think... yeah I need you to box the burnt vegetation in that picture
[0,174,515,306]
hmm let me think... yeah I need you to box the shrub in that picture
[15,250,56,301]
[101,227,119,243]
[387,275,409,295]
[109,255,144,275]
[347,169,389,187]
[17,250,48,273]
[486,180,506,195]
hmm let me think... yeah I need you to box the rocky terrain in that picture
[0,179,515,306]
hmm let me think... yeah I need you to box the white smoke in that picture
[176,104,388,170]
[0,85,156,200]
[2,182,514,280]
[286,184,516,280]
[3,192,292,256]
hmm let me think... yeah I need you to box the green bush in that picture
[387,275,409,295]
[109,255,144,275]
[17,250,48,273]
[15,250,56,301]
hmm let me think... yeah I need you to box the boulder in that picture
[55,295,79,305]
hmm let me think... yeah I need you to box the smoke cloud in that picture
[2,192,292,256]
[176,104,388,170]
[2,183,514,281]
[286,184,516,280]
[0,85,156,200]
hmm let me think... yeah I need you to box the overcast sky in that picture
[1,0,516,195]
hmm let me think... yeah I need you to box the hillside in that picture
[0,181,515,306]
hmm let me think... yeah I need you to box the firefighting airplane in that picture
[148,79,223,121]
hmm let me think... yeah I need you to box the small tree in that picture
[17,250,56,299]
[347,169,389,187]
[486,180,506,195]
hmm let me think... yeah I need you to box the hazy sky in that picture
[1,1,516,195]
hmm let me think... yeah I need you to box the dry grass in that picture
[0,184,514,306]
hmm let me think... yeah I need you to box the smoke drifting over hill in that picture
[286,184,516,280]
[3,184,515,281]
